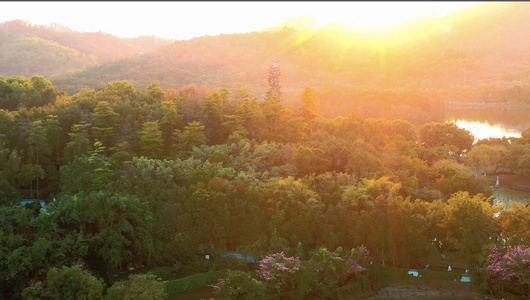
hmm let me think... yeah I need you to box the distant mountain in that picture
[47,2,530,100]
[0,20,172,78]
[264,15,323,32]
[4,2,530,119]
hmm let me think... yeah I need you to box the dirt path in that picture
[363,283,495,299]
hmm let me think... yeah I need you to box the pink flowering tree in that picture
[350,245,371,268]
[256,252,302,294]
[486,245,530,295]
[303,246,370,298]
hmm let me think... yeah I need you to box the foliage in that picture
[256,251,302,293]
[106,273,167,300]
[21,263,104,300]
[419,122,474,156]
[137,121,163,159]
[211,270,264,300]
[0,20,170,80]
[49,191,154,277]
[1,67,530,300]
[164,271,226,296]
[301,246,369,299]
[486,245,530,296]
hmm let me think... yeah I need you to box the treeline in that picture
[43,3,530,120]
[1,75,530,298]
[44,3,530,103]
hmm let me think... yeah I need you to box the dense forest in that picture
[49,3,530,108]
[1,2,530,299]
[0,69,529,299]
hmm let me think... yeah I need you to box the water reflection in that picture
[445,108,530,140]
[448,119,521,140]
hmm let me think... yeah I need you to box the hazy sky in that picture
[1,1,479,40]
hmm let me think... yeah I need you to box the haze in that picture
[1,1,478,40]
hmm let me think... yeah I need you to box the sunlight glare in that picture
[451,120,522,141]
[311,2,479,30]
[0,2,480,40]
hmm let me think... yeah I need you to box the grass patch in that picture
[371,297,477,300]
[148,267,177,281]
[164,270,226,296]
[497,290,527,300]
[371,265,462,287]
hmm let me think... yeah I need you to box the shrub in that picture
[106,273,167,300]
[211,270,264,299]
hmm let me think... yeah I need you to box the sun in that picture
[309,2,479,31]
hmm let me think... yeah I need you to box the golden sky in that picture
[1,1,479,40]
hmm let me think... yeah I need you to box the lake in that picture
[445,108,530,140]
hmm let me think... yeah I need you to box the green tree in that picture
[60,141,114,194]
[441,192,499,267]
[159,100,182,155]
[299,87,317,126]
[28,120,48,166]
[54,191,154,278]
[137,121,164,159]
[266,60,282,101]
[98,81,138,104]
[28,75,62,108]
[345,141,384,182]
[498,201,530,247]
[44,115,63,166]
[202,91,225,145]
[19,163,45,198]
[505,144,530,176]
[464,144,508,174]
[34,264,104,300]
[0,148,21,205]
[235,89,263,141]
[292,146,329,177]
[64,124,91,163]
[212,270,264,300]
[369,195,391,266]
[419,122,474,155]
[146,82,164,101]
[262,61,285,142]
[433,159,491,197]
[92,101,118,150]
[106,273,167,300]
[172,121,206,157]
[284,117,308,143]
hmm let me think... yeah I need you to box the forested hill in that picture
[47,2,530,111]
[0,20,172,78]
[1,73,530,299]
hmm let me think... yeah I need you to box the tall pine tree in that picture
[263,61,285,141]
[266,60,282,102]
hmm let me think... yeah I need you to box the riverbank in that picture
[483,173,530,208]
[487,174,530,193]
[364,284,490,299]
[493,187,530,209]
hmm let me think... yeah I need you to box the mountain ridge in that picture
[3,2,530,119]
[0,19,173,78]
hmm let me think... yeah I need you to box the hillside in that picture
[2,5,530,298]
[46,3,530,112]
[2,2,529,121]
[1,72,530,300]
[0,20,172,77]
